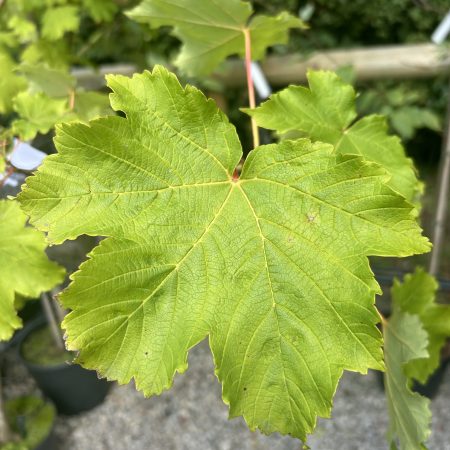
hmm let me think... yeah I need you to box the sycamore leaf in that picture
[18,67,430,440]
[392,268,450,384]
[245,71,421,204]
[0,200,64,341]
[383,309,431,449]
[12,92,69,141]
[41,6,80,41]
[0,52,27,114]
[127,0,306,76]
[19,64,76,98]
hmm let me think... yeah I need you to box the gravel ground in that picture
[3,340,450,450]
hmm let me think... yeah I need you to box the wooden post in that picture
[429,80,450,277]
[0,355,11,444]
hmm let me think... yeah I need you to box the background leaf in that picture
[0,52,27,114]
[82,0,118,23]
[391,268,450,384]
[19,64,76,98]
[12,92,69,141]
[383,273,433,449]
[41,6,80,41]
[72,91,112,122]
[0,200,64,341]
[245,70,422,204]
[127,0,305,76]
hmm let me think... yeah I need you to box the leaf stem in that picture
[378,309,388,326]
[69,89,76,111]
[243,28,259,149]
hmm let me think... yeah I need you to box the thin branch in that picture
[0,167,15,189]
[243,28,259,149]
[429,80,450,277]
[0,139,20,189]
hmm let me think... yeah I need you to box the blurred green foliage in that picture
[252,0,448,144]
[0,0,448,146]
[357,78,445,141]
[1,396,55,450]
[254,0,448,49]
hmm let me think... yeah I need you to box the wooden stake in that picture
[429,80,450,277]
[41,293,65,351]
[0,356,11,444]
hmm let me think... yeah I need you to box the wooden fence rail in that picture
[73,43,450,89]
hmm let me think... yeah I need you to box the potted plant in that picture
[0,395,56,450]
[17,311,110,415]
[0,343,56,450]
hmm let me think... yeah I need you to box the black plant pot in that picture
[377,358,449,399]
[18,317,111,415]
[35,428,57,450]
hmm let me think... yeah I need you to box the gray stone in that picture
[3,340,450,449]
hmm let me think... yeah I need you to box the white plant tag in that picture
[9,140,47,171]
[432,10,450,44]
[3,176,19,187]
[251,62,272,100]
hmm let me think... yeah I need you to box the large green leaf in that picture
[18,67,430,440]
[127,0,305,76]
[0,200,64,341]
[392,268,450,384]
[383,309,431,449]
[245,70,421,204]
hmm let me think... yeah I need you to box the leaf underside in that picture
[19,66,430,440]
[127,0,305,76]
[0,200,64,341]
[245,70,422,205]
